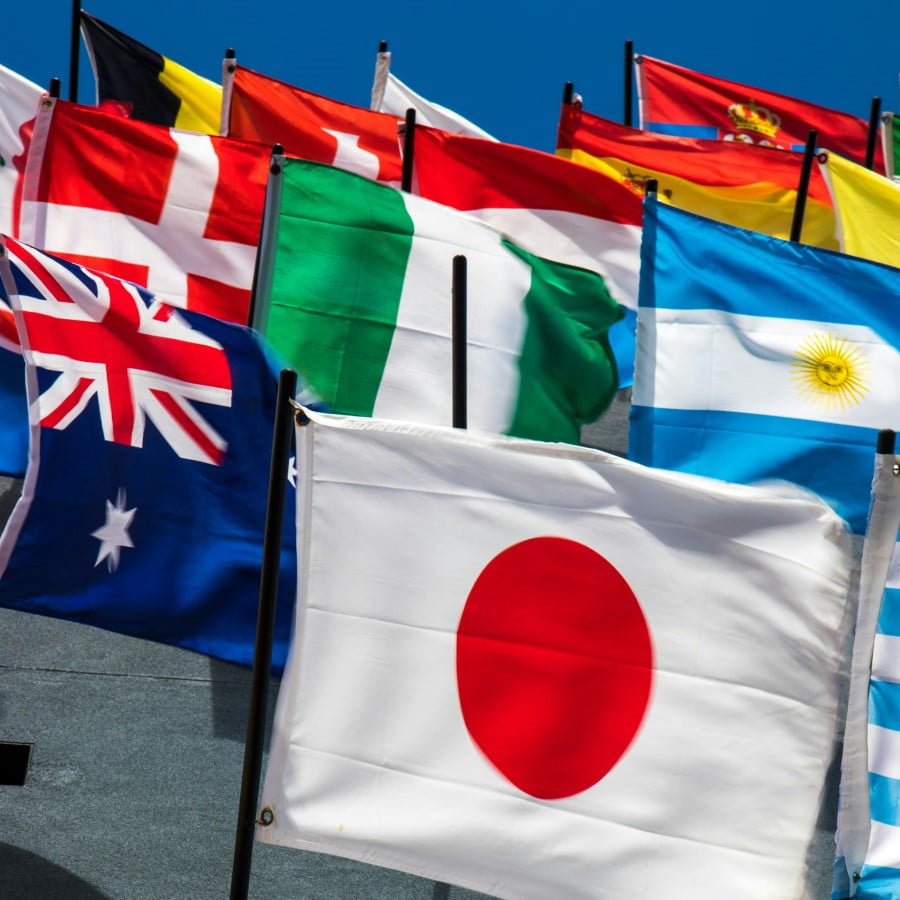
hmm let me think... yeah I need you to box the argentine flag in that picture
[630,198,900,534]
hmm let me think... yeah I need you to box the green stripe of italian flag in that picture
[257,158,621,444]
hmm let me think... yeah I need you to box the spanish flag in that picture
[80,12,221,134]
[558,102,837,249]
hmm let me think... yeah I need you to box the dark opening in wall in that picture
[0,742,32,786]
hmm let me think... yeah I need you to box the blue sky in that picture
[2,1,898,153]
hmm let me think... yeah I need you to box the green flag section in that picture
[80,12,221,134]
[256,158,622,444]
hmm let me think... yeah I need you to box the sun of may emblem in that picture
[790,331,870,411]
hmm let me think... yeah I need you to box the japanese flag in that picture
[258,410,852,900]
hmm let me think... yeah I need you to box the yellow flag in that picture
[820,151,900,268]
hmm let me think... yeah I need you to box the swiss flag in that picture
[18,98,270,325]
[224,64,403,185]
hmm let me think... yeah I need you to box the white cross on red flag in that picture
[17,98,269,325]
[224,64,403,186]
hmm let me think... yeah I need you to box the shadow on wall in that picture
[0,478,21,527]
[0,843,112,899]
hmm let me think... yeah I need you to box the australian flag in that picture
[0,236,296,671]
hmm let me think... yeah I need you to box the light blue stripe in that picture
[608,307,637,389]
[869,679,900,731]
[645,121,719,139]
[870,771,900,827]
[857,864,900,898]
[628,405,878,533]
[638,201,900,347]
[832,855,850,899]
[878,587,900,636]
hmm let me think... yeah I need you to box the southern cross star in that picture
[91,488,137,573]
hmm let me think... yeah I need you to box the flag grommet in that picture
[291,403,309,426]
[258,807,274,827]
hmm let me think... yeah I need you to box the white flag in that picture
[259,410,853,900]
[371,49,497,140]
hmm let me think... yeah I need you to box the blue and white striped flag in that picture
[835,445,900,897]
[629,197,900,534]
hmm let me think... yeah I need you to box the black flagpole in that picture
[790,130,817,244]
[623,40,634,127]
[229,367,297,900]
[427,257,467,900]
[878,429,896,456]
[452,255,467,429]
[400,108,416,192]
[68,0,80,102]
[865,97,882,170]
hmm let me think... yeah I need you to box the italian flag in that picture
[254,158,622,444]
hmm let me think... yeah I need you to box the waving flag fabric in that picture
[412,125,642,385]
[224,65,403,184]
[834,450,900,899]
[630,197,900,534]
[255,157,621,445]
[820,149,900,269]
[257,408,851,900]
[0,65,42,475]
[0,62,42,237]
[80,11,221,134]
[883,112,900,181]
[0,236,296,669]
[370,48,497,140]
[635,54,882,170]
[18,97,268,324]
[558,101,838,248]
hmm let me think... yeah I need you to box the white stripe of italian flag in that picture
[256,158,621,444]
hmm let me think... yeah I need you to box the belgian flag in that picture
[80,12,221,134]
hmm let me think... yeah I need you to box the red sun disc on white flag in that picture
[456,536,653,800]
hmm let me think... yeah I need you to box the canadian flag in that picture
[224,64,403,186]
[18,98,269,325]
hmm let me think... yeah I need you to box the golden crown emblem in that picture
[726,100,781,137]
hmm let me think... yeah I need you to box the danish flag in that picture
[6,237,231,465]
[17,98,269,325]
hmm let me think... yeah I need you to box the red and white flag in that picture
[223,64,403,185]
[18,98,269,325]
[413,125,642,309]
[411,126,643,386]
[0,62,43,241]
[258,409,852,900]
